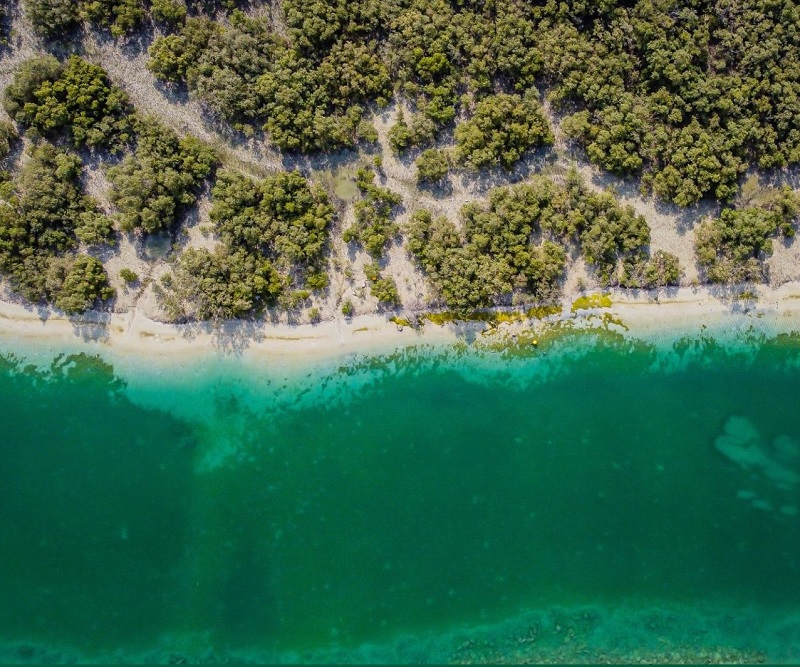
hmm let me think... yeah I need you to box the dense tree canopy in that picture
[7,0,800,324]
[546,0,800,205]
[407,172,679,311]
[23,0,192,37]
[211,169,334,271]
[4,56,132,150]
[415,148,450,184]
[147,11,390,150]
[161,246,284,320]
[0,144,114,310]
[158,168,335,320]
[19,0,800,207]
[455,93,553,170]
[0,122,17,161]
[106,117,217,234]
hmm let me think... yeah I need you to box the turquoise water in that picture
[1,329,800,662]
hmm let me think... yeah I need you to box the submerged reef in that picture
[715,415,800,515]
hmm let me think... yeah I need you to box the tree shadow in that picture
[176,316,266,355]
[455,144,559,197]
[0,0,16,56]
[280,145,363,177]
[69,310,111,343]
[418,177,454,199]
[209,317,266,354]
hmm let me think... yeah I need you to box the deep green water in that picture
[1,330,800,663]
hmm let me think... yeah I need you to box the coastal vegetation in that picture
[415,149,449,185]
[0,121,17,160]
[343,168,402,259]
[695,187,800,284]
[0,144,115,311]
[0,0,797,322]
[155,168,334,320]
[107,117,217,234]
[454,93,553,170]
[137,0,800,206]
[407,171,679,313]
[4,55,132,150]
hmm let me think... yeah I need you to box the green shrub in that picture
[164,246,284,320]
[0,143,113,304]
[388,111,412,154]
[0,122,18,161]
[155,167,337,320]
[119,268,138,283]
[211,168,334,271]
[5,56,133,149]
[23,0,80,37]
[305,271,329,290]
[415,148,449,184]
[147,12,390,151]
[370,275,400,305]
[150,0,187,24]
[695,206,789,284]
[343,168,402,258]
[407,172,662,310]
[455,92,552,170]
[341,299,354,316]
[107,117,217,234]
[53,255,115,314]
[622,250,682,288]
[83,0,146,37]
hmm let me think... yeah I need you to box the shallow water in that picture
[1,331,799,662]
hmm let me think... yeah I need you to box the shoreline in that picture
[0,283,799,368]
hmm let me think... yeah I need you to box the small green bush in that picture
[341,299,354,317]
[416,148,449,184]
[119,268,138,283]
[343,168,402,258]
[455,92,553,170]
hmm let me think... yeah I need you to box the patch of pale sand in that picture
[343,248,382,316]
[82,36,217,142]
[182,194,217,252]
[372,103,472,225]
[564,160,713,285]
[766,237,800,285]
[562,256,599,294]
[135,263,173,321]
[4,285,800,372]
[81,163,114,214]
[102,234,151,312]
[383,237,431,313]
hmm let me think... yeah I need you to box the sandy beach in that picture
[1,282,799,369]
